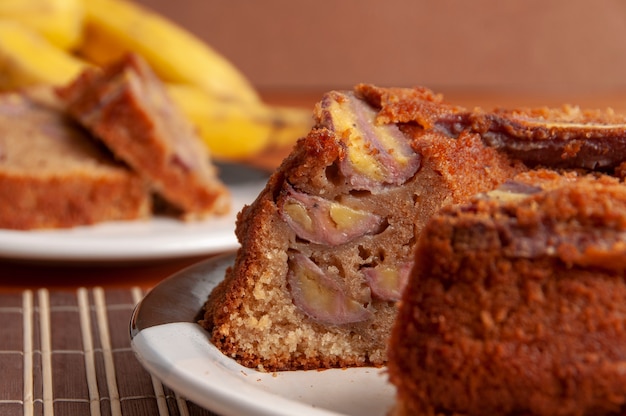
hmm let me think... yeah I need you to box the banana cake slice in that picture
[57,54,230,219]
[201,85,526,371]
[0,88,150,230]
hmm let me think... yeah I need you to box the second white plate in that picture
[0,165,267,262]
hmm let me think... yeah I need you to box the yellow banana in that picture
[0,25,309,160]
[266,105,316,148]
[167,84,312,160]
[0,0,84,50]
[0,3,310,162]
[77,0,259,104]
[0,20,89,90]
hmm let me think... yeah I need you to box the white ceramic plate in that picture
[130,254,396,416]
[0,164,267,262]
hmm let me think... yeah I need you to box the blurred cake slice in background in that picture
[0,88,150,230]
[58,54,231,220]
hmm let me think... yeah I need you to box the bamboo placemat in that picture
[0,288,217,416]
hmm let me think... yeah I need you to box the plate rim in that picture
[130,254,396,416]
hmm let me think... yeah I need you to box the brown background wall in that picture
[135,0,626,95]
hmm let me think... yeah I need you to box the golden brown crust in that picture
[355,83,465,128]
[58,54,230,218]
[358,83,626,170]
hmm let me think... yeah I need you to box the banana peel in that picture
[77,0,260,104]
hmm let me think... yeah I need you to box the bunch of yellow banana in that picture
[0,0,83,50]
[0,0,312,161]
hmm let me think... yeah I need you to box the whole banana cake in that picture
[202,84,626,372]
